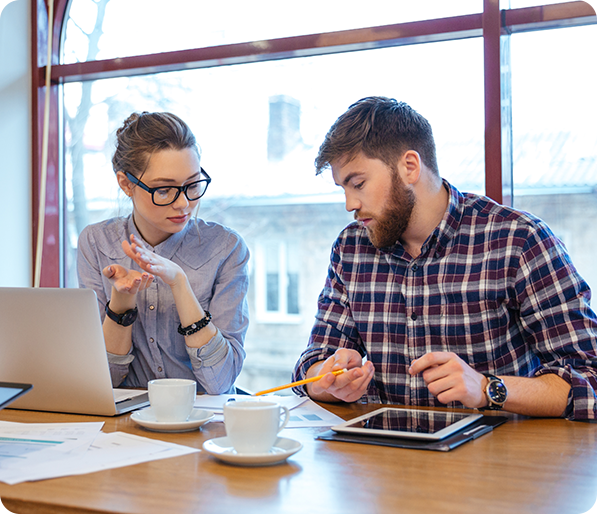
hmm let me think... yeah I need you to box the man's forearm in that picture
[501,373,570,417]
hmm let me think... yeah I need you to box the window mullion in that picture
[483,0,504,204]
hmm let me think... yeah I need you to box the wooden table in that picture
[1,403,596,514]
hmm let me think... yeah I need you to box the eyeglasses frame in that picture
[124,168,211,206]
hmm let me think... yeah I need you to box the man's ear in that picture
[400,150,422,185]
[116,171,134,197]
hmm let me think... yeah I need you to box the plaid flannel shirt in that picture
[293,180,597,420]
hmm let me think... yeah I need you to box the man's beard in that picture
[358,171,415,249]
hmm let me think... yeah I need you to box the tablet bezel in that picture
[331,407,484,441]
[0,381,33,410]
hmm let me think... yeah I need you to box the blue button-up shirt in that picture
[77,215,249,394]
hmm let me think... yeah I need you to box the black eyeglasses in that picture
[125,168,211,206]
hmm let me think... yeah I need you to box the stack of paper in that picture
[0,421,198,485]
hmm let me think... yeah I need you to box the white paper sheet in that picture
[194,395,343,428]
[193,394,308,412]
[0,421,198,485]
[0,421,103,461]
[285,399,345,428]
[0,421,104,483]
[2,432,199,484]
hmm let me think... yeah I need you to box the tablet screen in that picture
[332,407,483,440]
[0,382,33,410]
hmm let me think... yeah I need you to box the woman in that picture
[77,112,249,394]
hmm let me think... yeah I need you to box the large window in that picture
[61,26,485,392]
[33,0,596,392]
[510,24,597,290]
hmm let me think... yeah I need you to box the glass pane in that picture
[265,242,280,312]
[266,274,279,312]
[63,37,483,392]
[511,25,597,292]
[62,0,482,63]
[287,273,300,315]
[287,240,300,315]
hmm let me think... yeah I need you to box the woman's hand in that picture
[102,263,154,295]
[122,234,185,287]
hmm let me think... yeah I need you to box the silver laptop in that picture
[0,287,149,416]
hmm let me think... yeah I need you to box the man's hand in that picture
[408,351,487,409]
[307,349,375,403]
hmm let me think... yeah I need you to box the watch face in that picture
[488,380,508,405]
[120,311,137,326]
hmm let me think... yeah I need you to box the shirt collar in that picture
[422,179,464,258]
[126,215,191,259]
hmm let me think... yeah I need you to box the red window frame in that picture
[31,0,597,287]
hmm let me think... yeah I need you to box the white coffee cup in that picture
[147,378,196,422]
[223,400,290,454]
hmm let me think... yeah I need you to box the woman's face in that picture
[118,147,202,246]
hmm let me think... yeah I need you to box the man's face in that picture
[331,153,415,249]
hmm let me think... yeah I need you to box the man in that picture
[292,96,597,420]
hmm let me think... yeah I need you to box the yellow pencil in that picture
[254,368,348,396]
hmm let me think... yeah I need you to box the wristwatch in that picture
[105,301,138,327]
[483,373,508,410]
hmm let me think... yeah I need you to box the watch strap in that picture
[105,301,138,327]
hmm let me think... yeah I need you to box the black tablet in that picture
[331,407,483,441]
[0,382,33,410]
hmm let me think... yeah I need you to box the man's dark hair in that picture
[315,96,439,175]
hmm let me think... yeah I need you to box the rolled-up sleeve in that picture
[517,225,597,420]
[186,329,240,393]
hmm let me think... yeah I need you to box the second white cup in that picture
[148,378,196,422]
[223,400,290,454]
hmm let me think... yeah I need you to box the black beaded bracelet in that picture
[177,311,212,336]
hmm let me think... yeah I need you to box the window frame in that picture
[31,0,597,287]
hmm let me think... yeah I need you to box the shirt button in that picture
[149,305,155,310]
[411,312,418,321]
[412,264,419,272]
[149,338,154,343]
[158,366,163,372]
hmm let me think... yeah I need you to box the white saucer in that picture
[131,407,214,432]
[202,436,302,466]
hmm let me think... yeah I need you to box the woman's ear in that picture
[116,171,134,197]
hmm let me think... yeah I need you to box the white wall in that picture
[0,0,31,286]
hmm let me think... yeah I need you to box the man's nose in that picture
[344,192,361,212]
